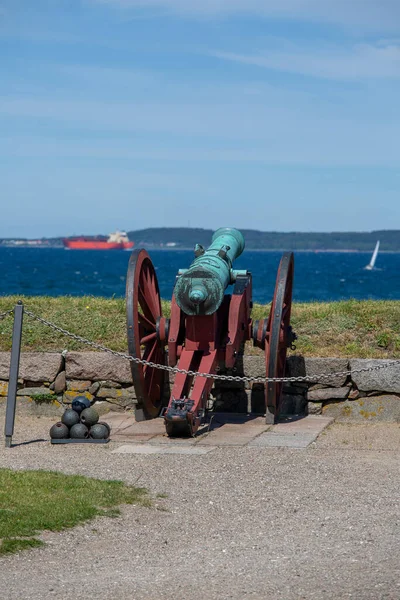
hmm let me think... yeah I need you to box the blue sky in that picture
[0,0,399,237]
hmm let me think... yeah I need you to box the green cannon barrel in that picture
[174,227,245,315]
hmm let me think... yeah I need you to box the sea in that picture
[0,247,399,303]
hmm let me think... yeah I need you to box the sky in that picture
[0,0,399,238]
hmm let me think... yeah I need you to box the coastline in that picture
[1,245,399,254]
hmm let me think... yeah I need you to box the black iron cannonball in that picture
[70,423,89,439]
[80,407,99,427]
[50,422,69,439]
[61,409,80,428]
[98,421,111,436]
[89,423,109,439]
[71,396,91,414]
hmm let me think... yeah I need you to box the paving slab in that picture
[107,414,166,440]
[111,444,216,455]
[111,433,156,443]
[103,412,134,429]
[249,432,317,448]
[272,415,334,434]
[148,434,198,445]
[197,417,270,446]
[249,415,334,448]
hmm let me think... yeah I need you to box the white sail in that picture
[365,241,380,270]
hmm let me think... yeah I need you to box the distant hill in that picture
[1,229,400,251]
[127,228,400,251]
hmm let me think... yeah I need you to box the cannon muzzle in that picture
[174,227,245,315]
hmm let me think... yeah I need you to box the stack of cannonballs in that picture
[50,396,110,441]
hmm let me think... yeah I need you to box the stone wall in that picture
[0,352,399,417]
[0,351,137,416]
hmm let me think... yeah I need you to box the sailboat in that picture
[365,240,380,270]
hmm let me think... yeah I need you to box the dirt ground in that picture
[0,415,399,600]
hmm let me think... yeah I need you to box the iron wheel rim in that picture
[126,249,165,419]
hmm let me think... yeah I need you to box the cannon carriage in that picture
[126,228,296,437]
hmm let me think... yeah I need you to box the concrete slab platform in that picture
[108,414,332,449]
[111,444,216,455]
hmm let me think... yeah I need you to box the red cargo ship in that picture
[63,231,134,250]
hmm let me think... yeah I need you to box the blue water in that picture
[1,248,399,303]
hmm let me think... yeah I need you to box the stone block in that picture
[322,396,400,423]
[13,396,63,417]
[52,371,66,394]
[17,387,54,397]
[283,385,307,395]
[65,352,132,383]
[99,380,122,389]
[348,388,360,400]
[286,357,349,387]
[280,394,307,417]
[307,387,349,402]
[243,355,265,379]
[63,390,94,404]
[67,379,92,391]
[96,386,136,400]
[307,402,322,415]
[92,400,123,415]
[350,359,400,393]
[89,381,100,395]
[0,352,63,382]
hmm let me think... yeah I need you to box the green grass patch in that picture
[0,296,399,358]
[30,393,57,404]
[0,468,150,556]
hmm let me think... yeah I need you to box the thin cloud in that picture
[212,42,400,80]
[92,0,400,32]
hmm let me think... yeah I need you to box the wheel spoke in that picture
[140,277,159,322]
[143,339,158,365]
[143,266,160,320]
[138,311,156,330]
[138,284,157,324]
[140,332,157,345]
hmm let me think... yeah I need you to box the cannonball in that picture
[61,408,80,428]
[98,421,111,436]
[70,423,89,439]
[80,407,99,427]
[71,396,91,414]
[50,422,69,439]
[90,423,109,439]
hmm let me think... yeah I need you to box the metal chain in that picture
[0,308,14,320]
[23,308,400,384]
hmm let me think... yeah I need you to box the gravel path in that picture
[0,417,399,600]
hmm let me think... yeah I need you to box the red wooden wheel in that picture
[126,249,166,419]
[265,252,294,424]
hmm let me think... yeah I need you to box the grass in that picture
[0,295,399,358]
[0,468,150,556]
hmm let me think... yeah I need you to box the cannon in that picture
[126,228,295,436]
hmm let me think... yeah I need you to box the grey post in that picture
[5,301,24,448]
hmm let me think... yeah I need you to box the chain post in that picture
[5,301,23,448]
